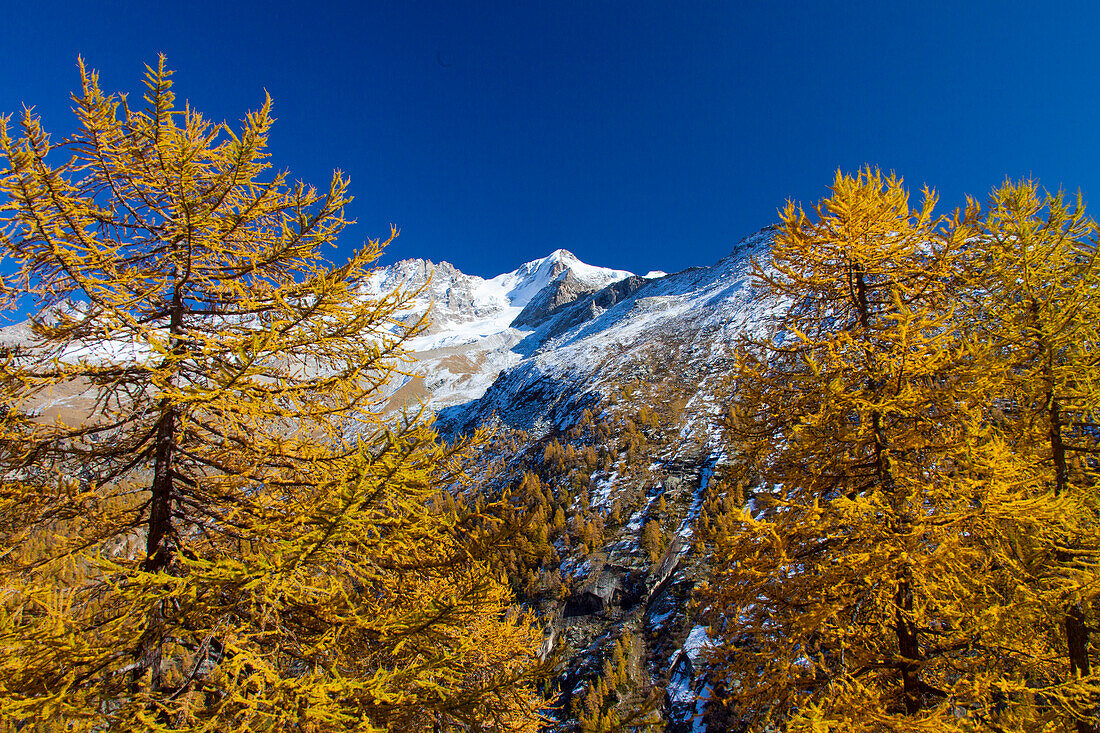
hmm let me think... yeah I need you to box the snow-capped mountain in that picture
[373,230,781,730]
[366,248,641,412]
[448,230,778,435]
[364,248,634,334]
[373,231,778,439]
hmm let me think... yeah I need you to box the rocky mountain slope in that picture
[371,229,781,731]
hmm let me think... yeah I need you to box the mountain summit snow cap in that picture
[493,249,633,309]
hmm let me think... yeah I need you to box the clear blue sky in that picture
[2,1,1098,278]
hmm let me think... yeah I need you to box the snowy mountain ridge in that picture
[376,229,779,434]
[370,248,647,411]
[362,248,634,335]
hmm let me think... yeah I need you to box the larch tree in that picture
[959,180,1100,732]
[0,58,545,731]
[699,168,1084,731]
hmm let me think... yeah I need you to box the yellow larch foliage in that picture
[0,58,545,731]
[958,180,1100,732]
[700,168,1088,731]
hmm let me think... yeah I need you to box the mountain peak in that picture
[544,248,578,263]
[490,250,633,310]
[511,249,575,279]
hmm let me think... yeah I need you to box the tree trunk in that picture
[135,281,185,696]
[1067,604,1097,733]
[854,264,925,714]
[145,401,176,573]
[1050,394,1068,498]
[1043,344,1094,733]
[895,571,922,715]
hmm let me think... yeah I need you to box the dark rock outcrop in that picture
[511,270,597,329]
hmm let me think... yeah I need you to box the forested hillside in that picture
[0,61,1096,733]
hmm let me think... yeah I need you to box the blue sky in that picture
[2,1,1098,278]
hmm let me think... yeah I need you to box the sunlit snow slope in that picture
[365,248,640,412]
[367,229,779,438]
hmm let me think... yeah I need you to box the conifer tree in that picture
[640,519,664,568]
[959,180,1100,732]
[700,168,1085,731]
[0,58,544,731]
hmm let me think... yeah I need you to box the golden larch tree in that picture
[699,168,1085,731]
[959,180,1100,732]
[0,58,545,731]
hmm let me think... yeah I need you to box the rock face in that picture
[361,258,502,332]
[565,567,644,617]
[512,270,599,329]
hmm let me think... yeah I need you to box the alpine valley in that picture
[364,228,784,731]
